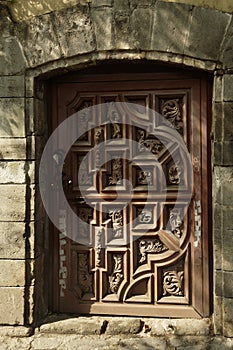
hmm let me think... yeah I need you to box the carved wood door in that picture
[51,71,211,318]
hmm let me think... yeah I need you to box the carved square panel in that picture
[101,204,128,245]
[157,252,189,304]
[131,204,158,231]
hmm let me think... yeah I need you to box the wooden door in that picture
[50,70,211,318]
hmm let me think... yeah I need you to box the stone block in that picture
[21,14,61,67]
[151,2,192,54]
[131,8,154,50]
[0,184,26,221]
[91,8,113,50]
[114,14,131,50]
[223,298,233,337]
[0,326,32,337]
[213,141,222,165]
[0,37,26,75]
[215,270,223,297]
[0,138,26,160]
[221,18,233,68]
[223,103,233,141]
[0,98,25,137]
[131,0,154,7]
[223,141,233,165]
[0,222,28,259]
[0,260,25,287]
[222,170,233,206]
[167,335,210,349]
[92,0,112,7]
[213,102,223,142]
[213,229,222,271]
[0,161,26,184]
[213,76,223,103]
[0,287,24,325]
[223,75,233,101]
[223,271,233,298]
[150,318,210,336]
[222,227,233,271]
[213,296,223,334]
[185,7,231,61]
[211,337,233,350]
[54,5,95,58]
[0,76,25,98]
[40,316,106,335]
[105,317,142,334]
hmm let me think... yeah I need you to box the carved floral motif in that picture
[78,155,92,185]
[139,238,167,263]
[109,254,123,294]
[78,253,93,294]
[95,127,104,167]
[137,170,153,185]
[109,209,123,238]
[161,99,183,134]
[108,103,122,138]
[108,158,123,185]
[168,163,181,184]
[163,270,184,296]
[137,208,153,224]
[96,228,103,267]
[169,209,183,238]
[137,129,163,155]
[78,207,93,238]
[77,101,92,141]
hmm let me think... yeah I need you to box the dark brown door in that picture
[50,70,211,318]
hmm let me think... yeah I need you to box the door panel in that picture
[51,72,211,317]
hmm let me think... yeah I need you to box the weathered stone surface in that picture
[105,318,142,335]
[0,161,26,184]
[223,272,233,298]
[114,13,131,50]
[151,2,192,54]
[0,287,24,324]
[222,223,233,271]
[213,76,223,103]
[92,0,112,7]
[223,298,233,337]
[185,7,231,61]
[167,335,210,349]
[221,168,233,206]
[0,326,32,337]
[210,336,233,350]
[0,98,25,137]
[0,222,27,259]
[0,138,26,160]
[213,102,223,142]
[39,316,106,335]
[21,14,61,67]
[91,8,113,50]
[213,296,223,335]
[0,184,26,221]
[223,74,233,101]
[0,336,31,350]
[0,260,25,287]
[221,18,233,68]
[150,318,210,336]
[54,5,95,58]
[222,141,233,165]
[223,103,233,141]
[215,270,223,297]
[0,77,25,98]
[131,8,154,50]
[0,36,26,75]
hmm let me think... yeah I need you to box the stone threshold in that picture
[0,314,212,338]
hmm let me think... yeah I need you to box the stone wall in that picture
[0,0,233,346]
